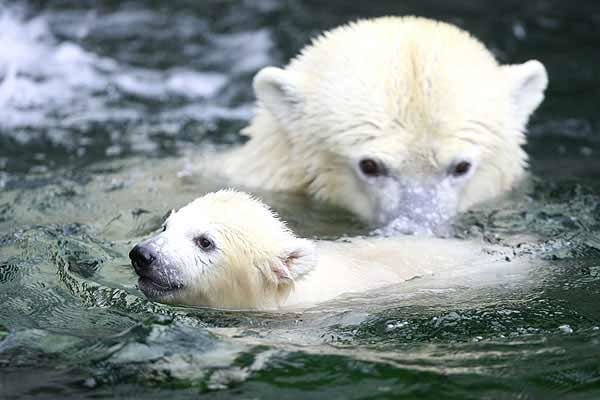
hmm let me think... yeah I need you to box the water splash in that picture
[0,5,264,162]
[0,7,115,128]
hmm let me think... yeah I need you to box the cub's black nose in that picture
[129,245,156,274]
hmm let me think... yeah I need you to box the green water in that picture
[1,1,600,398]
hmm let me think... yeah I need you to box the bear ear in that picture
[504,60,548,127]
[271,239,317,284]
[253,67,303,124]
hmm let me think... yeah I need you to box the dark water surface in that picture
[1,1,600,398]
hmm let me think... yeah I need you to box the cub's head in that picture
[129,190,315,309]
[250,16,548,233]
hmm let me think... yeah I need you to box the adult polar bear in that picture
[129,190,520,310]
[212,17,548,231]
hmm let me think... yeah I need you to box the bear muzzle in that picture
[129,243,184,299]
[129,244,156,274]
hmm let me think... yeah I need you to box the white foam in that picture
[167,69,227,99]
[0,7,241,135]
[211,29,272,73]
[114,69,166,99]
[0,8,113,128]
[114,68,228,100]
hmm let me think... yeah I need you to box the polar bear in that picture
[212,16,548,232]
[129,190,514,310]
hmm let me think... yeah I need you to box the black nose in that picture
[129,244,156,274]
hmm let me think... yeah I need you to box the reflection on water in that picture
[1,0,600,398]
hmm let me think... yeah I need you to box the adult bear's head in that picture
[246,17,547,233]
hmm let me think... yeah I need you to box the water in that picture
[1,1,600,398]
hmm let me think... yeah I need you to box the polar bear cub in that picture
[129,190,510,310]
[214,17,548,231]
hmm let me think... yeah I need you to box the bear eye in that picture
[194,235,215,251]
[358,158,385,177]
[451,161,472,177]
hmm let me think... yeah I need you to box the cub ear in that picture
[504,60,548,127]
[253,67,304,124]
[271,239,316,284]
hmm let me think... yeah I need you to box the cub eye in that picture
[451,161,472,177]
[358,158,384,177]
[194,235,215,250]
[161,226,167,232]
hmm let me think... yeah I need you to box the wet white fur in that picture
[152,190,509,310]
[213,16,548,226]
